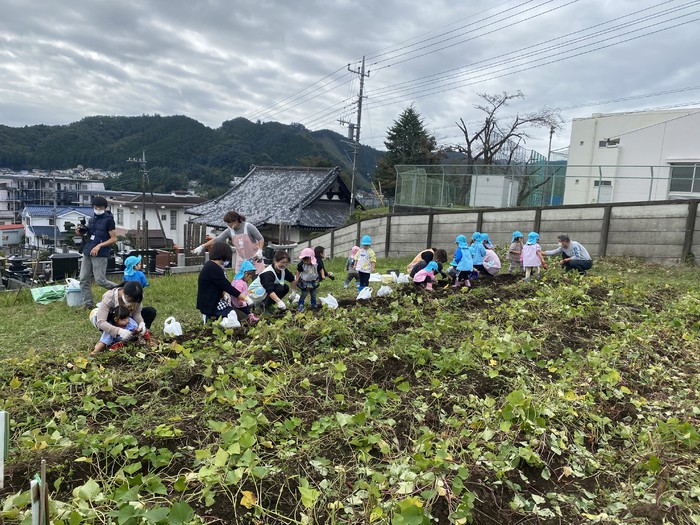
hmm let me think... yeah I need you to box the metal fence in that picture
[394,164,694,210]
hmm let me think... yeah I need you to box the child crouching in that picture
[231,260,260,322]
[413,261,439,291]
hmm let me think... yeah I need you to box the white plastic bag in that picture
[319,294,339,309]
[356,287,372,300]
[369,273,382,282]
[163,316,183,337]
[396,273,410,284]
[389,271,398,283]
[220,311,241,329]
[65,277,80,290]
[377,285,393,297]
[288,291,300,304]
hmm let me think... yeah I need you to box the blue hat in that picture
[124,255,142,276]
[234,260,257,280]
[527,231,540,245]
[361,235,372,246]
[471,231,481,241]
[481,233,492,245]
[512,230,523,242]
[455,235,469,249]
[425,261,438,272]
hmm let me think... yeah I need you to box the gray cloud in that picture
[1,0,698,156]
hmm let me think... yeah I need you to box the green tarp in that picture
[30,285,66,304]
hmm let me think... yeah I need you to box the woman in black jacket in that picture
[197,242,253,321]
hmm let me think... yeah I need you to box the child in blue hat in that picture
[522,231,548,281]
[450,234,473,288]
[508,231,524,273]
[413,261,439,291]
[123,255,149,288]
[353,235,376,291]
[231,260,259,322]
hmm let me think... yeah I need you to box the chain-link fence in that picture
[394,164,694,209]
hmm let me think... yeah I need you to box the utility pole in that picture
[127,151,148,253]
[545,125,555,206]
[52,172,57,252]
[346,56,369,212]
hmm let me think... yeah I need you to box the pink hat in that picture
[351,246,360,256]
[299,247,317,265]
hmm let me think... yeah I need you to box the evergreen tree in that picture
[373,106,440,198]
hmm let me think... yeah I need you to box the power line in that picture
[363,10,700,112]
[246,64,356,120]
[370,0,575,69]
[369,0,684,97]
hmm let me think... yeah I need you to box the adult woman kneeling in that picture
[92,281,156,342]
[255,250,295,311]
[197,242,253,322]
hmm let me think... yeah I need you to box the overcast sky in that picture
[1,0,699,157]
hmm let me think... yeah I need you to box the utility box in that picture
[50,252,82,281]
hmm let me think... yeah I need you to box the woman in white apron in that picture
[192,211,265,273]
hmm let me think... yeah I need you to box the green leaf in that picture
[506,390,526,407]
[396,381,410,392]
[173,475,187,493]
[168,502,194,525]
[143,506,170,523]
[214,448,229,468]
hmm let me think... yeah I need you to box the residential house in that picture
[108,193,206,248]
[0,172,105,224]
[21,206,93,248]
[0,224,24,248]
[186,166,357,243]
[564,108,700,204]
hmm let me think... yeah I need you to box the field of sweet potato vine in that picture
[1,257,700,525]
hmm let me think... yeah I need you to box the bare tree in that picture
[453,91,563,205]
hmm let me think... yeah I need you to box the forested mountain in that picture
[0,115,384,197]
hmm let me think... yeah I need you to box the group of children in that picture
[94,230,556,354]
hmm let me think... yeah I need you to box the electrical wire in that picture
[363,10,700,112]
[369,0,685,97]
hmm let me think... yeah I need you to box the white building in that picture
[564,108,700,204]
[109,193,206,248]
[21,206,93,248]
[0,173,106,224]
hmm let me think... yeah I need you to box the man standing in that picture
[78,196,117,307]
[543,234,593,275]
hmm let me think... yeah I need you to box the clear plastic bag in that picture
[377,285,393,297]
[220,311,241,329]
[319,294,339,309]
[396,273,410,284]
[356,287,373,300]
[163,316,183,337]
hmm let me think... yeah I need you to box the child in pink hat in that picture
[295,247,320,312]
[344,246,360,289]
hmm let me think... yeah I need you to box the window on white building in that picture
[669,164,698,193]
[170,210,177,230]
[598,138,620,148]
[117,208,124,225]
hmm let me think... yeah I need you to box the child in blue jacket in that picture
[470,232,487,273]
[450,235,474,288]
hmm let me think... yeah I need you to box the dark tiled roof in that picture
[28,226,61,238]
[187,166,351,229]
[22,206,93,217]
[298,200,352,229]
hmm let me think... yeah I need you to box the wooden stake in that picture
[0,411,7,489]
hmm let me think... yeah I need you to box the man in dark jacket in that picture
[79,196,118,307]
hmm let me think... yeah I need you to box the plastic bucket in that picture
[66,288,82,307]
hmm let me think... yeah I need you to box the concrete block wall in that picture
[298,199,699,266]
[481,210,537,247]
[606,204,687,264]
[692,202,700,265]
[540,207,605,256]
